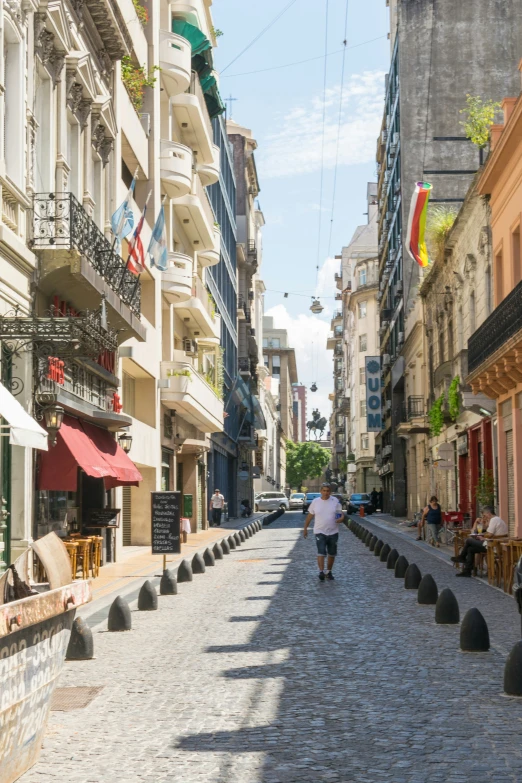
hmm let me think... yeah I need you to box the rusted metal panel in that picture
[0,580,91,783]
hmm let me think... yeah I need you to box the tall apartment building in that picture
[377,0,522,515]
[0,0,233,567]
[292,384,307,442]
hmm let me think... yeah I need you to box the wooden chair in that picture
[487,538,508,587]
[63,541,79,579]
[502,541,522,595]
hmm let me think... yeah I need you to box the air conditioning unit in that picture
[386,211,392,221]
[396,280,403,294]
[183,338,197,355]
[394,182,400,195]
[393,132,399,145]
[398,331,404,344]
[386,400,392,411]
[383,354,391,367]
[380,321,389,333]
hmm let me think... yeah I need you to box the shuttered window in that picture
[122,486,132,546]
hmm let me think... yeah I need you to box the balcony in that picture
[397,396,429,435]
[173,176,215,251]
[198,224,221,267]
[161,252,193,304]
[160,357,224,433]
[327,331,341,350]
[198,143,220,187]
[32,193,145,341]
[433,359,453,390]
[160,140,193,199]
[173,275,220,341]
[159,31,192,97]
[171,71,214,165]
[338,396,350,415]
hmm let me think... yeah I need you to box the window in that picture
[438,327,445,365]
[470,291,476,333]
[359,367,366,385]
[495,250,503,304]
[122,372,135,417]
[360,400,367,416]
[458,307,464,350]
[447,319,454,361]
[361,435,369,450]
[485,267,492,315]
[359,266,367,286]
[269,338,280,348]
[513,226,521,285]
[262,338,268,348]
[358,301,367,319]
[359,334,367,352]
[263,354,269,367]
[272,355,281,376]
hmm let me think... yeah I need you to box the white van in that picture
[254,492,289,512]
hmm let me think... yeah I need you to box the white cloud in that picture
[316,255,339,300]
[265,303,333,425]
[259,70,385,179]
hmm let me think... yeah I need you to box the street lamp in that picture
[44,404,64,447]
[118,431,133,454]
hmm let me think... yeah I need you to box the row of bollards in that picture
[66,520,264,661]
[345,517,522,696]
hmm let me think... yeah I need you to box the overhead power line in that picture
[315,0,330,285]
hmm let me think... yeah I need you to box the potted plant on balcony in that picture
[132,0,148,26]
[121,56,159,113]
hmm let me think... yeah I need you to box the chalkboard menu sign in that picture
[151,491,181,555]
[86,508,121,528]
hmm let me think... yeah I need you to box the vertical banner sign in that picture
[365,356,382,432]
[151,491,181,555]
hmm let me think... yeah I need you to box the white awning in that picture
[0,382,48,451]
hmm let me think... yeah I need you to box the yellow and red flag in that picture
[406,181,432,268]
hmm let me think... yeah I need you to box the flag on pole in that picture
[111,178,136,244]
[127,204,147,275]
[406,181,432,268]
[147,206,168,271]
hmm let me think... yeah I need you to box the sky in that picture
[213,0,390,422]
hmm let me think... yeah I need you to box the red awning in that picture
[38,415,142,491]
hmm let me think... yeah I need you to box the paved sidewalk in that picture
[20,512,522,783]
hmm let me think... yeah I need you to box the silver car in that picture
[254,492,290,512]
[289,492,305,509]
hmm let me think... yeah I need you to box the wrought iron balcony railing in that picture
[400,395,426,422]
[468,279,522,375]
[33,193,141,317]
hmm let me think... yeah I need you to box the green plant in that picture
[132,0,148,26]
[427,206,458,260]
[347,453,355,462]
[428,395,445,436]
[475,469,495,510]
[338,458,347,473]
[460,94,502,149]
[448,376,461,421]
[211,26,224,38]
[121,56,159,113]
[286,440,330,489]
[167,369,192,379]
[213,222,220,229]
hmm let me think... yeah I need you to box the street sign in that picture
[151,491,181,555]
[365,356,382,432]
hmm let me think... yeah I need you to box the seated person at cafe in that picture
[451,506,508,577]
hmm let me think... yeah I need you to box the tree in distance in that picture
[286,440,330,490]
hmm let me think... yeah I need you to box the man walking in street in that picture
[451,506,508,576]
[303,483,345,581]
[209,489,225,527]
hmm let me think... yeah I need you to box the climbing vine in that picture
[448,376,461,421]
[132,0,149,26]
[428,395,445,436]
[460,94,501,149]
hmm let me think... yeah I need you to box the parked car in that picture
[347,493,374,515]
[289,492,305,509]
[254,492,290,512]
[302,492,321,513]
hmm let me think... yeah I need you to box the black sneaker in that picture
[326,572,334,581]
[456,570,472,578]
[318,571,326,582]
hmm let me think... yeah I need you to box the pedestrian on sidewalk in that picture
[303,483,345,582]
[209,489,225,527]
[370,488,378,511]
[452,506,508,577]
[421,496,442,546]
[377,489,383,512]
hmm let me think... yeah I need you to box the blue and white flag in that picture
[147,206,168,271]
[111,179,136,244]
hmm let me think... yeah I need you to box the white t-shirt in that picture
[309,496,343,536]
[486,516,508,537]
[210,494,225,509]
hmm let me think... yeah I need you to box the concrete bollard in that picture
[394,555,409,579]
[404,563,422,590]
[138,580,158,610]
[374,540,384,557]
[66,617,94,660]
[108,596,132,631]
[192,552,206,574]
[435,588,460,624]
[238,529,246,542]
[417,574,438,605]
[244,526,252,538]
[213,542,224,559]
[160,570,178,595]
[363,530,370,545]
[203,548,216,567]
[380,543,391,562]
[369,536,378,552]
[386,548,399,569]
[177,559,193,582]
[504,641,522,696]
[460,608,490,652]
[221,538,231,555]
[228,536,237,550]
[234,533,242,546]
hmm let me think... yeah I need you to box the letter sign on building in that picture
[365,356,382,433]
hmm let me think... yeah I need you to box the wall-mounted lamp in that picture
[44,404,64,447]
[117,431,133,454]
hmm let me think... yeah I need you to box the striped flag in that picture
[406,181,432,268]
[126,204,147,275]
[111,178,135,244]
[147,206,168,271]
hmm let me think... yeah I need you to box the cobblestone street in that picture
[21,513,522,783]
